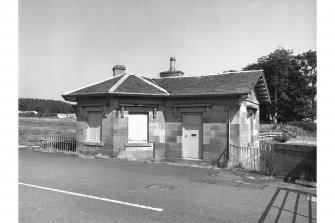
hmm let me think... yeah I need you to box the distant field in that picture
[19,117,76,145]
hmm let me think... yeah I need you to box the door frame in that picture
[182,112,203,159]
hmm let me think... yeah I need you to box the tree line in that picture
[19,98,76,114]
[242,48,316,123]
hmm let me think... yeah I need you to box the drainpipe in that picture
[226,95,248,167]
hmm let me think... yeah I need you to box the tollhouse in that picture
[62,57,271,166]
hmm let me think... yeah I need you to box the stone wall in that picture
[260,143,316,181]
[237,90,260,147]
[164,98,232,164]
[76,97,114,157]
[74,95,262,165]
[111,98,166,160]
[273,143,316,180]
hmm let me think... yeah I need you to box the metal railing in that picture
[229,141,274,173]
[40,135,77,154]
[259,132,283,140]
[229,142,260,171]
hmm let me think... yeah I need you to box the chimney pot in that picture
[159,57,184,78]
[113,64,126,76]
[170,57,176,71]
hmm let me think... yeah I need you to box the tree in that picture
[294,51,317,121]
[18,98,76,114]
[243,48,317,123]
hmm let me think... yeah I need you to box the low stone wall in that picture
[260,143,316,181]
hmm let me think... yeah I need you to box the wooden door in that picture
[182,113,202,159]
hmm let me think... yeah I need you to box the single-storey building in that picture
[62,57,271,166]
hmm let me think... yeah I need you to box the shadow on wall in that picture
[258,187,316,223]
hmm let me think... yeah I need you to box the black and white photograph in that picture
[10,0,323,222]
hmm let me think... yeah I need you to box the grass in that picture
[261,122,316,133]
[288,121,316,133]
[19,117,76,145]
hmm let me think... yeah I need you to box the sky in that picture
[19,0,316,101]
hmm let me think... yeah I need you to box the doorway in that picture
[182,113,203,159]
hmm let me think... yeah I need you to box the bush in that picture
[260,124,279,132]
[274,133,290,143]
[289,121,316,132]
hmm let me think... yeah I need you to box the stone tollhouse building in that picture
[62,57,271,166]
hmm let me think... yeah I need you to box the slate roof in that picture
[66,74,124,95]
[113,75,168,95]
[153,71,262,96]
[62,70,271,104]
[63,74,168,98]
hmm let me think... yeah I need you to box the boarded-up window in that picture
[128,113,148,143]
[87,111,101,142]
[247,109,256,143]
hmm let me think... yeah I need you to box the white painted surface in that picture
[19,182,163,212]
[182,114,202,159]
[307,196,317,202]
[87,111,101,141]
[154,129,164,136]
[128,114,148,142]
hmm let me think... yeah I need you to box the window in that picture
[247,109,256,144]
[128,113,148,143]
[87,111,101,142]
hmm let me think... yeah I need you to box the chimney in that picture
[169,57,176,71]
[113,64,126,76]
[159,57,184,78]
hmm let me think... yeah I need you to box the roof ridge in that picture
[108,74,129,93]
[63,74,124,95]
[152,70,264,80]
[136,75,170,95]
[149,78,170,94]
[219,69,263,75]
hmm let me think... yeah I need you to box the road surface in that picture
[19,148,316,222]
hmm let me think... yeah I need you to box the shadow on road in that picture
[258,187,316,223]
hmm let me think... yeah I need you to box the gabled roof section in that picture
[62,70,271,104]
[252,71,271,104]
[113,75,169,95]
[152,70,271,103]
[64,74,125,96]
[62,74,169,101]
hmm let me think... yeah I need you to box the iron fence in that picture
[229,141,274,174]
[229,142,260,172]
[40,135,77,154]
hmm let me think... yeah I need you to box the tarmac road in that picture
[19,148,316,223]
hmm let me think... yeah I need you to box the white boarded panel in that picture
[88,112,101,141]
[128,114,148,142]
